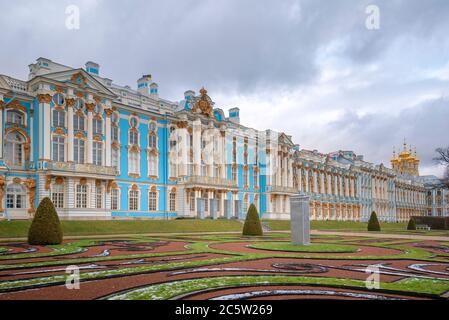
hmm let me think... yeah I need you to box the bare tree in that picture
[434,147,449,165]
[435,147,449,186]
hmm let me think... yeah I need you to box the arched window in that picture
[73,113,85,131]
[52,109,65,127]
[6,183,26,209]
[6,110,24,125]
[5,132,25,166]
[148,191,157,211]
[129,189,139,211]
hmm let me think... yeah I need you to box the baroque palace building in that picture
[0,57,447,222]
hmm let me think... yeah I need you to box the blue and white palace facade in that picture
[0,58,447,222]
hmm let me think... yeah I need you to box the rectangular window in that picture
[129,152,139,174]
[52,110,65,127]
[112,126,119,142]
[74,139,85,164]
[148,135,157,148]
[95,187,102,209]
[190,192,195,211]
[169,193,176,211]
[148,155,157,176]
[52,136,65,162]
[111,188,119,210]
[75,184,87,208]
[74,114,85,131]
[93,142,102,165]
[232,166,238,182]
[112,149,119,170]
[93,119,102,135]
[51,184,64,209]
[129,131,138,145]
[243,170,248,186]
[129,190,139,211]
[253,169,258,188]
[148,191,157,211]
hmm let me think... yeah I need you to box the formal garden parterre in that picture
[0,231,449,300]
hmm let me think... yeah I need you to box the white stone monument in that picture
[290,194,310,245]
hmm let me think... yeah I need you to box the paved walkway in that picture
[1,229,448,242]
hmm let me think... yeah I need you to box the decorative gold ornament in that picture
[192,87,213,117]
[37,94,52,104]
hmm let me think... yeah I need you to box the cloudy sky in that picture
[1,0,448,176]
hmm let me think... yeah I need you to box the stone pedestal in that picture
[290,194,310,245]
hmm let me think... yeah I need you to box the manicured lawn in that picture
[263,220,449,236]
[0,219,243,238]
[249,242,358,253]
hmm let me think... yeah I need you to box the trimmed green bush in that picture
[407,218,417,231]
[28,197,63,245]
[242,204,263,236]
[367,211,381,231]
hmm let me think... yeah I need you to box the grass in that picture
[1,219,448,239]
[105,275,449,300]
[265,220,449,236]
[249,242,358,253]
[0,219,243,238]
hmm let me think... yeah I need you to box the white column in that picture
[305,170,309,193]
[36,94,52,160]
[67,104,74,162]
[193,119,201,175]
[320,172,325,194]
[287,158,293,187]
[105,110,112,167]
[86,105,93,164]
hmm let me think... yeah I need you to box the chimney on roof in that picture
[228,107,240,124]
[85,61,100,76]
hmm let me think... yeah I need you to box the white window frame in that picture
[111,188,120,210]
[129,151,140,175]
[74,138,85,164]
[75,184,88,208]
[52,109,65,128]
[52,135,65,162]
[148,191,158,211]
[93,141,103,166]
[51,184,64,209]
[73,113,85,131]
[129,189,140,211]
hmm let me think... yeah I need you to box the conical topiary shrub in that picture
[407,218,416,231]
[242,204,263,236]
[367,211,381,231]
[28,197,63,245]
